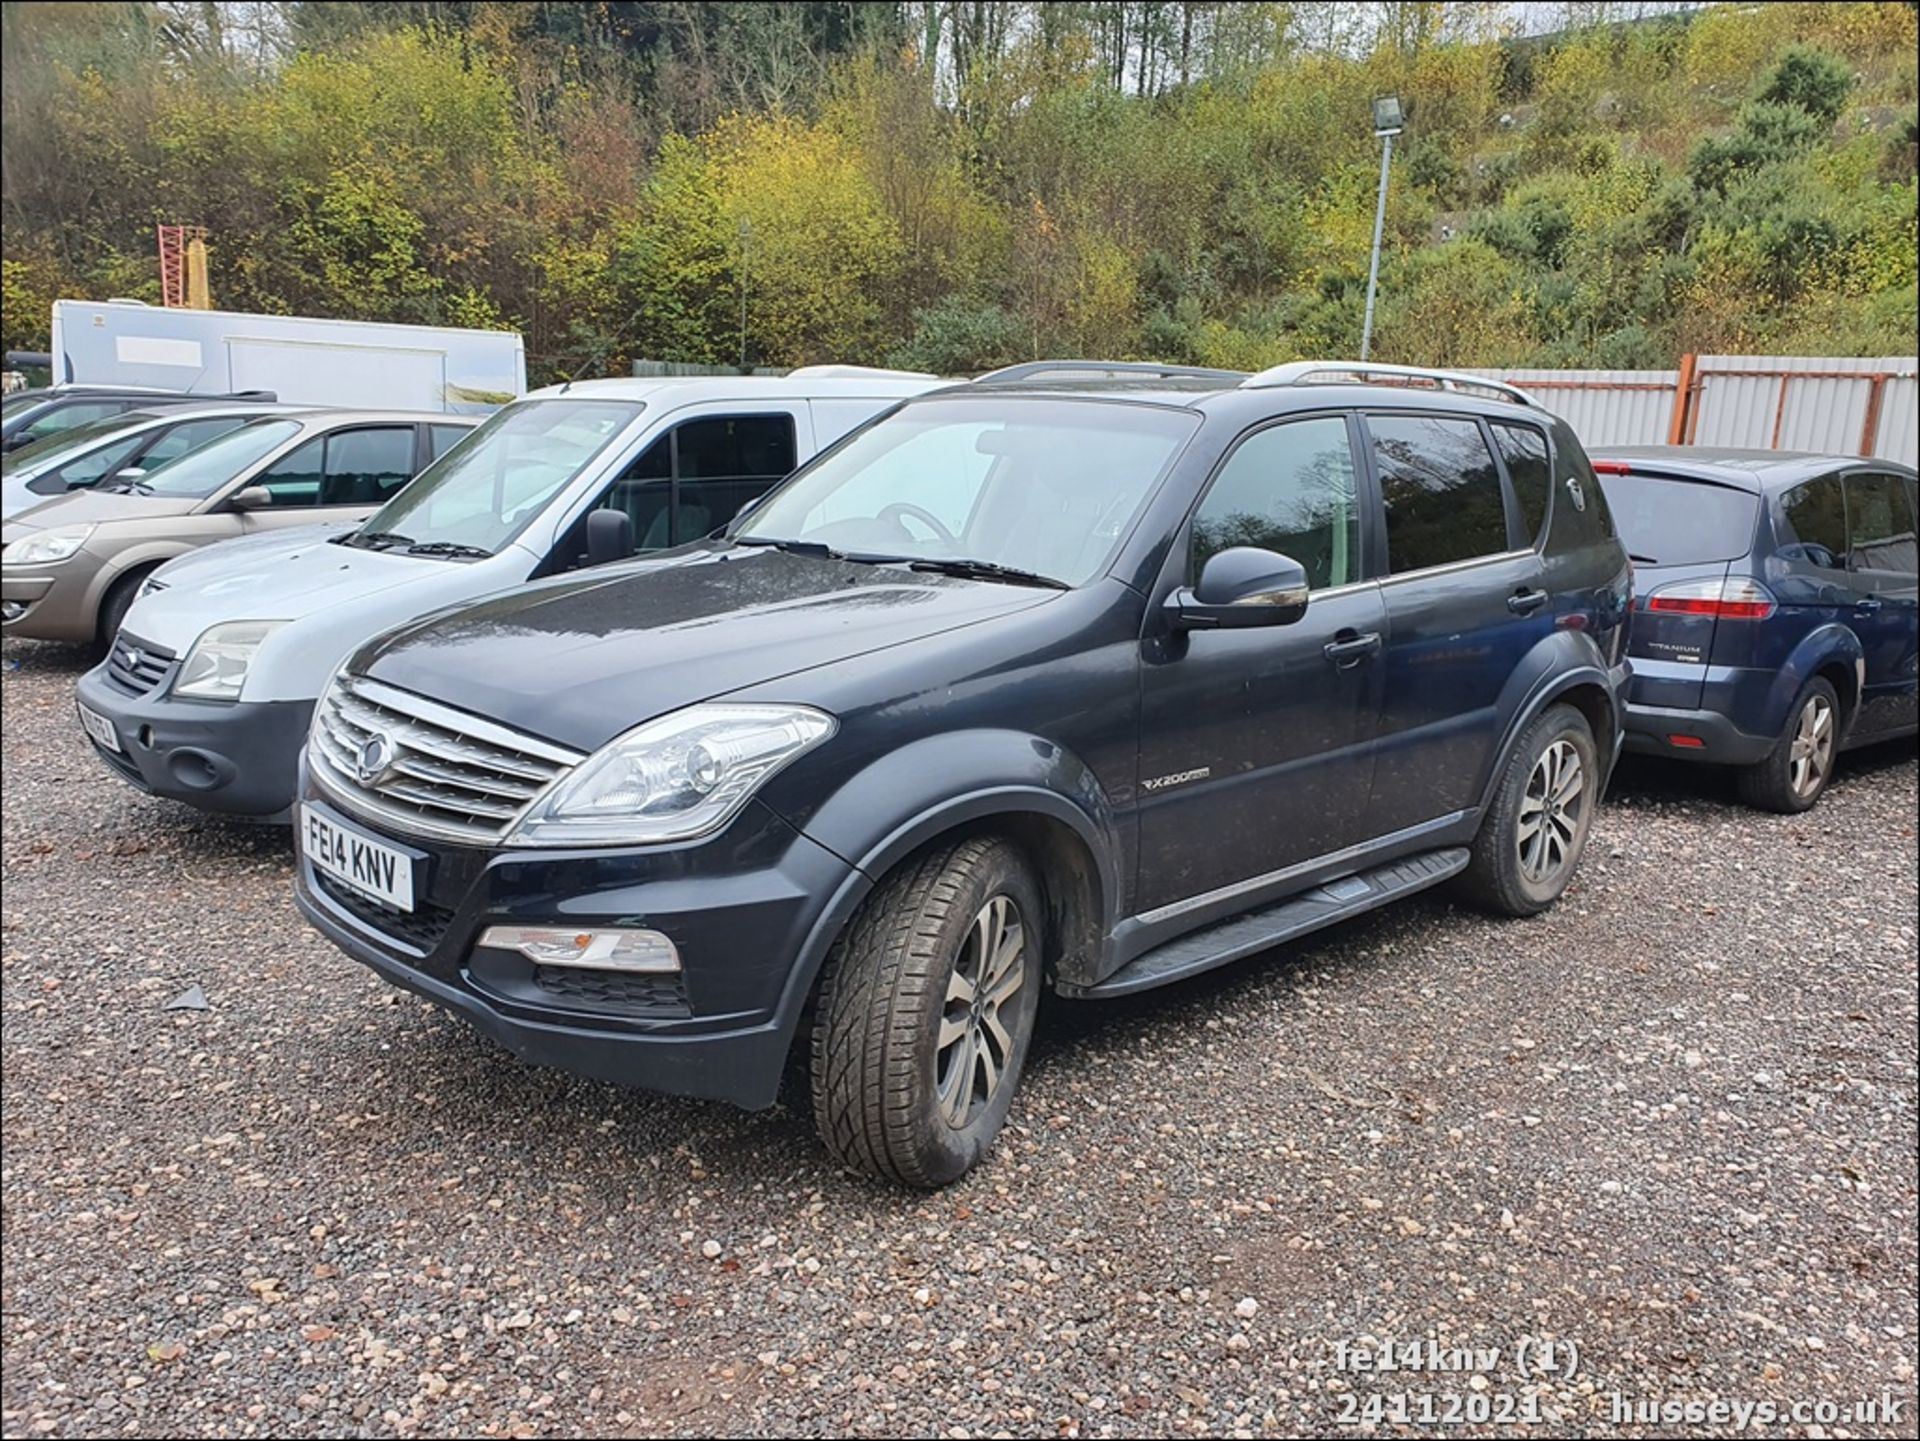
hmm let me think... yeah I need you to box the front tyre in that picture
[1456,702,1598,917]
[811,838,1042,1188]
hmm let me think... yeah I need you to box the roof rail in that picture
[973,359,1249,385]
[1240,361,1534,407]
[787,364,939,380]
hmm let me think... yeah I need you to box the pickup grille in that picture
[309,675,584,844]
[105,633,175,695]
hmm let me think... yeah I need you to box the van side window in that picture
[572,413,798,565]
[1191,417,1360,590]
[1777,475,1849,572]
[1369,414,1509,574]
[1490,422,1551,548]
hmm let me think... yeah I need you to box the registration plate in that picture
[302,804,415,911]
[77,701,122,753]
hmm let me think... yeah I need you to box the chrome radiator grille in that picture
[309,674,584,843]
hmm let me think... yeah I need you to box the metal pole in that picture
[738,218,751,373]
[1359,132,1393,362]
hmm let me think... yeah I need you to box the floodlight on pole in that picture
[1359,96,1404,362]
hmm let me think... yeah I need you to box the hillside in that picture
[2,1,1915,384]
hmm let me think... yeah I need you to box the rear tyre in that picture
[1737,676,1839,814]
[1455,702,1598,918]
[811,837,1042,1188]
[95,570,147,654]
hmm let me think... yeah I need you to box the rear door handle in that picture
[1855,596,1884,614]
[1508,589,1550,615]
[1323,631,1383,667]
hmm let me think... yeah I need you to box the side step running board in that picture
[1061,848,1469,999]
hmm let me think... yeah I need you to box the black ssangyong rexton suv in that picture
[294,360,1633,1186]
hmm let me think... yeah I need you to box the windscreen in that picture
[736,397,1200,586]
[138,419,304,499]
[1597,472,1758,566]
[356,398,644,554]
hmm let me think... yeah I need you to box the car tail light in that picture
[1645,576,1776,621]
[1591,459,1632,475]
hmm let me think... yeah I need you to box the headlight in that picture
[506,703,835,847]
[173,620,286,701]
[3,525,95,567]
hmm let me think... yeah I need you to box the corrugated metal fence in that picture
[1465,354,1918,465]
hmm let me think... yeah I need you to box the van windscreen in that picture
[355,399,643,555]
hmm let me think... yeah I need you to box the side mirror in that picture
[586,506,636,567]
[113,467,147,481]
[1167,547,1310,630]
[229,485,273,511]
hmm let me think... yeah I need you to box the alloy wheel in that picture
[935,894,1027,1129]
[1516,738,1586,886]
[1788,693,1835,799]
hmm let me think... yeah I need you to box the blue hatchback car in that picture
[1594,447,1919,811]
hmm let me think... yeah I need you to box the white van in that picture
[51,300,526,414]
[75,370,944,818]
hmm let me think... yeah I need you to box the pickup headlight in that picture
[173,620,286,701]
[507,703,835,847]
[4,525,95,567]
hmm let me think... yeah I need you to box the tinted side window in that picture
[139,417,247,469]
[1370,414,1508,574]
[1490,422,1551,547]
[1191,417,1360,590]
[599,433,671,551]
[1845,472,1918,576]
[1777,476,1848,571]
[428,424,470,460]
[254,436,325,506]
[321,427,417,505]
[674,415,797,543]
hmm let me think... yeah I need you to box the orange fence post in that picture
[1667,352,1697,445]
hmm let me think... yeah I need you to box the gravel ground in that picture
[3,635,1916,1440]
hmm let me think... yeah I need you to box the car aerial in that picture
[1592,445,1918,811]
[2,400,303,524]
[0,383,275,455]
[290,359,1634,1186]
[3,409,475,652]
[71,367,944,822]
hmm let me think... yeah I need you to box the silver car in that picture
[2,410,476,646]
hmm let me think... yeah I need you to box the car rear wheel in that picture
[1456,702,1598,917]
[811,837,1042,1188]
[1737,677,1840,814]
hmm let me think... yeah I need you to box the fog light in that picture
[479,925,680,973]
[1,601,26,623]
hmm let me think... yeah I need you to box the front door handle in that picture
[1323,631,1383,667]
[1508,588,1550,615]
[1855,596,1884,615]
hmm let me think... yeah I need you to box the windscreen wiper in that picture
[902,557,1069,590]
[406,540,493,560]
[334,530,416,550]
[732,536,845,560]
[1627,552,1660,565]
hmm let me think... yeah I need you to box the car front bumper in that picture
[74,662,313,818]
[291,782,866,1111]
[1,560,102,642]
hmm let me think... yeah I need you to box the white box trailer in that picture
[49,300,525,414]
